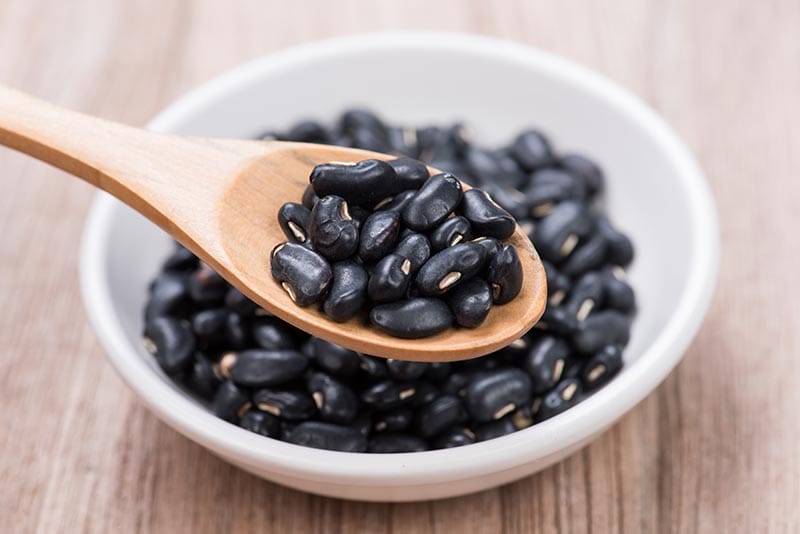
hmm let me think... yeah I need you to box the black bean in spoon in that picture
[270,242,332,306]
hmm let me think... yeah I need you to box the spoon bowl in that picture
[0,85,546,360]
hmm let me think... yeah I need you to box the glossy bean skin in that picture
[433,427,476,448]
[379,190,417,213]
[581,345,624,390]
[187,265,228,306]
[145,272,189,320]
[563,271,605,321]
[361,380,418,411]
[536,306,579,335]
[533,201,594,263]
[560,232,608,277]
[224,349,309,388]
[560,153,604,196]
[416,243,489,296]
[487,245,523,304]
[224,287,258,316]
[270,243,332,306]
[460,189,516,240]
[415,394,466,438]
[393,232,431,275]
[474,417,517,441]
[524,168,586,215]
[542,260,572,306]
[386,359,429,381]
[446,278,493,328]
[429,216,473,251]
[191,308,229,345]
[239,409,282,438]
[251,316,299,350]
[307,372,359,424]
[368,433,428,453]
[509,129,554,171]
[480,182,529,220]
[143,317,195,375]
[601,267,636,313]
[212,381,251,423]
[358,210,401,263]
[524,336,571,394]
[277,202,312,244]
[387,157,430,190]
[253,389,316,420]
[322,261,369,322]
[571,311,631,354]
[310,159,401,208]
[305,338,361,379]
[372,408,414,432]
[402,173,464,231]
[367,254,412,303]
[370,298,454,339]
[283,120,332,143]
[309,196,360,261]
[465,368,533,423]
[534,378,582,422]
[464,147,526,190]
[301,184,320,209]
[595,214,634,266]
[183,353,220,400]
[283,421,367,452]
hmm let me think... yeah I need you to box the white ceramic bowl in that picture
[79,32,719,501]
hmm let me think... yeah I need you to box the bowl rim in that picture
[80,31,719,484]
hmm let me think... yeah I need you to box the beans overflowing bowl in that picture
[80,33,719,500]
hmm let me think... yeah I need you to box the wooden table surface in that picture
[1,0,798,532]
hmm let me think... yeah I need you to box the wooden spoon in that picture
[0,85,546,361]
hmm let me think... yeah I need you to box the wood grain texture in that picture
[0,0,797,532]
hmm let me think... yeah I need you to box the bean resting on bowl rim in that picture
[141,108,636,453]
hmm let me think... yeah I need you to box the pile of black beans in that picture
[142,109,635,453]
[272,157,525,338]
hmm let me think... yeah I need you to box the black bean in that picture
[480,182,529,220]
[183,353,220,400]
[509,129,554,171]
[277,202,312,244]
[581,345,624,390]
[370,298,453,338]
[387,127,421,158]
[524,336,571,394]
[533,201,594,263]
[602,267,636,313]
[358,355,389,380]
[441,369,486,397]
[446,278,492,328]
[224,287,258,316]
[424,362,453,383]
[307,372,359,424]
[536,306,579,335]
[560,232,608,277]
[524,168,587,217]
[393,232,431,274]
[212,380,251,423]
[373,408,414,432]
[378,190,416,213]
[251,316,298,350]
[270,242,332,306]
[221,349,308,388]
[465,368,532,423]
[511,405,534,430]
[349,413,373,437]
[534,378,582,422]
[542,261,572,307]
[239,409,282,438]
[387,157,430,190]
[301,184,319,209]
[224,311,250,349]
[563,271,605,321]
[367,254,412,303]
[361,380,418,411]
[310,159,400,209]
[305,338,361,379]
[283,421,367,452]
[464,147,526,190]
[433,427,476,448]
[143,317,195,375]
[415,394,466,438]
[308,195,359,261]
[284,120,331,143]
[416,243,489,296]
[191,308,229,344]
[368,433,428,453]
[429,216,473,251]
[487,245,523,304]
[386,359,429,381]
[595,214,634,267]
[358,210,401,263]
[474,417,517,441]
[402,173,463,231]
[187,265,228,306]
[145,272,188,320]
[560,153,604,196]
[571,311,631,354]
[322,261,369,322]
[339,109,387,138]
[410,381,440,407]
[493,335,533,361]
[162,244,198,272]
[460,189,516,240]
[471,236,502,265]
[253,389,316,420]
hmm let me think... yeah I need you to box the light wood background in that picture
[1,1,798,532]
